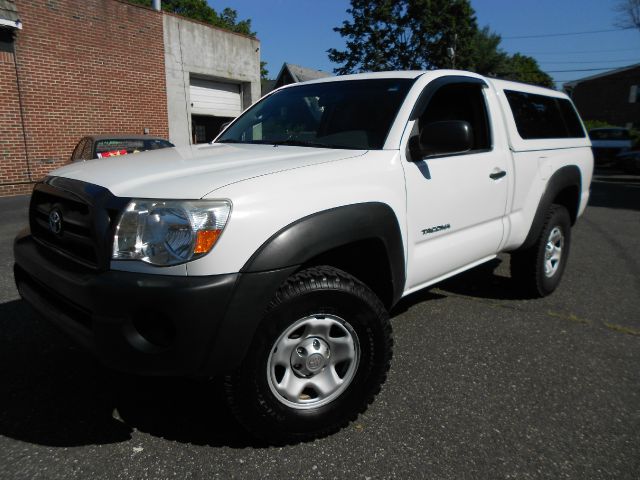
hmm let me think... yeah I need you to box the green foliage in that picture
[328,0,479,74]
[127,0,255,36]
[329,1,555,89]
[469,26,507,76]
[583,120,640,147]
[469,28,554,88]
[583,120,617,131]
[260,61,269,79]
[498,54,555,89]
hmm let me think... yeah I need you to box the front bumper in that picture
[14,231,295,376]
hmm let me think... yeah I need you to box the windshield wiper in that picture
[217,138,348,149]
[271,139,332,148]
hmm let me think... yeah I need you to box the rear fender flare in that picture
[519,165,581,251]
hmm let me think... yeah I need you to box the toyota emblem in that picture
[48,209,62,235]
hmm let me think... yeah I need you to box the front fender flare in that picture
[241,202,406,305]
[203,202,406,374]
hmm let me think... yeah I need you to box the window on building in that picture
[0,29,15,53]
[630,85,639,104]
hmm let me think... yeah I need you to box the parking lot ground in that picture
[0,169,638,479]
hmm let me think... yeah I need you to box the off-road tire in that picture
[224,266,392,444]
[510,204,571,297]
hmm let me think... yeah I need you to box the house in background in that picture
[0,0,260,197]
[563,63,640,130]
[262,63,332,96]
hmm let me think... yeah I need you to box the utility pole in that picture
[447,34,458,69]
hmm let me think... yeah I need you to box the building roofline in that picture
[563,63,640,89]
[118,0,259,42]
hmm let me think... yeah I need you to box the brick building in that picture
[563,64,640,130]
[0,0,260,196]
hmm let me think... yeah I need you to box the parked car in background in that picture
[616,150,640,174]
[70,135,174,162]
[588,127,632,166]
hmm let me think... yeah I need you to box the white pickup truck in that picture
[14,70,593,443]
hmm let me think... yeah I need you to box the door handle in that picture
[489,170,506,180]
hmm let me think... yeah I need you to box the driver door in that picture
[403,79,509,292]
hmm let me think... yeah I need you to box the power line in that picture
[539,58,640,65]
[497,65,631,78]
[504,27,633,40]
[521,47,640,55]
[544,66,634,73]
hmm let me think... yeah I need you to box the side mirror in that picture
[409,120,474,160]
[219,121,233,134]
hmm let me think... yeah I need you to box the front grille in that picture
[29,177,130,270]
[30,188,98,267]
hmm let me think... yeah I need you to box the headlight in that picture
[112,199,231,266]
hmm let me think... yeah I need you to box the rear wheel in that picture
[510,204,571,297]
[225,266,392,444]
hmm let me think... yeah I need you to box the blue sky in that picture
[214,0,640,88]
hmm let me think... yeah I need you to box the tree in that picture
[614,0,640,30]
[499,54,555,89]
[260,61,269,79]
[127,0,255,36]
[216,6,254,36]
[470,26,508,76]
[329,2,555,88]
[327,0,479,74]
[470,28,554,88]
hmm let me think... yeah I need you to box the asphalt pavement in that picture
[0,169,638,479]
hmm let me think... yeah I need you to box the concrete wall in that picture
[163,14,261,147]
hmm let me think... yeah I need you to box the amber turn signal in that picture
[194,229,222,254]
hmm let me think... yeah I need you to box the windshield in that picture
[217,79,414,150]
[589,129,631,140]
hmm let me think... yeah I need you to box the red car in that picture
[70,135,174,162]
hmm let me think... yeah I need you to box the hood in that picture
[50,143,366,199]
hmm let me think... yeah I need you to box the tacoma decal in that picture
[421,224,451,235]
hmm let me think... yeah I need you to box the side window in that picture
[505,90,585,139]
[419,83,491,152]
[71,138,87,161]
[80,139,94,160]
[556,99,586,138]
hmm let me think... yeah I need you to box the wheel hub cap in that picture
[267,314,360,409]
[544,226,564,278]
[290,337,330,377]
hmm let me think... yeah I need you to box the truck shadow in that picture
[436,258,525,300]
[392,258,521,311]
[0,299,265,448]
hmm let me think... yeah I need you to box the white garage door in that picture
[190,78,242,118]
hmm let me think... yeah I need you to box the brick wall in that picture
[0,0,169,197]
[0,49,31,196]
[571,66,640,129]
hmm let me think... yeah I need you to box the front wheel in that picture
[224,266,392,444]
[510,204,572,297]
